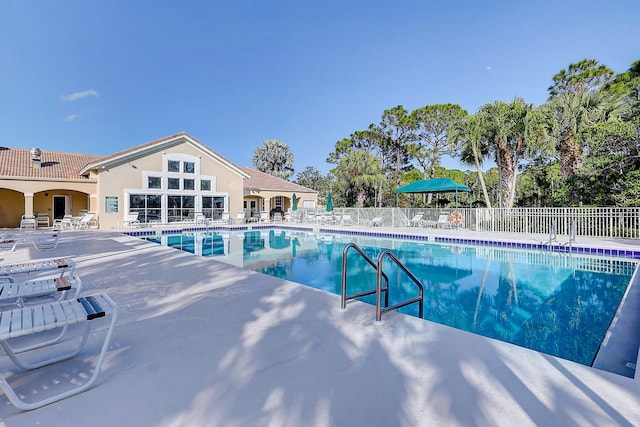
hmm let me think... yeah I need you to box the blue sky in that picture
[1,1,639,175]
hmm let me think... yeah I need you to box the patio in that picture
[0,229,639,426]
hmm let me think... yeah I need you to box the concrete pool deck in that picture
[0,228,639,426]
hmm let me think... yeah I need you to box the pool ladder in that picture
[341,243,424,322]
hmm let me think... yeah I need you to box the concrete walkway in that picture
[0,229,639,426]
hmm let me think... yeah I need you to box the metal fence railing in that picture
[296,207,640,239]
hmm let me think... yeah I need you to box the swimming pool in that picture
[143,228,637,367]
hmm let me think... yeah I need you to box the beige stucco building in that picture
[0,132,317,229]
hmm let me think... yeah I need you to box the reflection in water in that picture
[146,229,635,366]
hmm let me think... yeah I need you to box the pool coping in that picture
[124,223,640,259]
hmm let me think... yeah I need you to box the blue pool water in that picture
[144,228,636,366]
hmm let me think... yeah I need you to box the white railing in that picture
[296,207,640,239]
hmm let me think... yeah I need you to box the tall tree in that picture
[410,104,467,180]
[548,91,627,178]
[252,139,295,180]
[548,59,615,99]
[606,59,640,117]
[326,128,381,165]
[478,98,549,209]
[451,113,493,208]
[372,105,417,190]
[332,149,381,207]
[295,166,326,191]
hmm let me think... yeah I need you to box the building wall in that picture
[0,189,24,228]
[0,179,96,228]
[95,141,245,229]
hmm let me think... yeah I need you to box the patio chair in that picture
[236,211,247,224]
[437,212,455,229]
[27,227,61,250]
[0,273,82,308]
[221,212,230,224]
[408,213,424,227]
[0,233,19,252]
[360,217,383,227]
[0,293,118,410]
[55,214,75,230]
[0,257,76,277]
[273,212,283,222]
[259,211,269,222]
[36,213,50,228]
[120,212,141,229]
[20,216,37,231]
[341,214,353,226]
[75,212,98,229]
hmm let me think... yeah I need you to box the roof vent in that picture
[30,147,42,168]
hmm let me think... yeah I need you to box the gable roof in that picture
[0,147,102,181]
[240,167,317,194]
[79,132,249,178]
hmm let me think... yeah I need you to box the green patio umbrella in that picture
[326,191,333,211]
[292,193,297,211]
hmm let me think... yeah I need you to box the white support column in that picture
[24,192,34,217]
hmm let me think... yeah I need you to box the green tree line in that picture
[259,58,640,209]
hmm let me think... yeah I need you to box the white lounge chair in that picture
[20,216,37,231]
[408,213,424,227]
[236,211,247,224]
[341,214,353,226]
[360,217,383,227]
[437,213,455,229]
[75,212,97,229]
[305,212,316,223]
[221,212,230,224]
[0,228,61,252]
[0,273,82,307]
[259,211,269,222]
[0,294,118,410]
[36,213,50,228]
[28,227,61,250]
[0,257,75,277]
[273,212,283,222]
[0,233,19,252]
[56,214,75,230]
[120,212,140,229]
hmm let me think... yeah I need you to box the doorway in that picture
[53,195,71,220]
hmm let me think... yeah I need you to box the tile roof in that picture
[0,147,103,180]
[240,167,317,193]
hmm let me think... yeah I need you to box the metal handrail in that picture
[376,250,424,322]
[341,243,389,309]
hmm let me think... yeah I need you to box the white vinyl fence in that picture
[298,207,640,239]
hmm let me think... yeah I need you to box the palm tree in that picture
[478,98,550,209]
[549,91,628,178]
[477,100,517,208]
[452,114,493,208]
[333,149,381,207]
[252,139,295,180]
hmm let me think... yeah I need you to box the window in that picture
[129,194,161,222]
[168,195,195,222]
[168,160,180,172]
[148,176,161,189]
[184,179,195,190]
[202,196,225,219]
[183,161,195,174]
[275,196,283,209]
[200,179,211,191]
[168,178,180,190]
